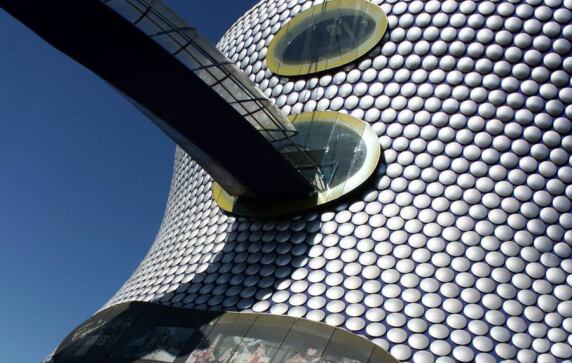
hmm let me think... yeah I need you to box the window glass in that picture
[54,302,398,363]
[281,319,334,363]
[185,313,256,363]
[322,329,374,362]
[214,110,381,218]
[282,119,366,191]
[267,0,387,76]
[119,326,195,362]
[282,111,374,200]
[368,347,398,363]
[227,337,281,363]
[111,304,199,362]
[281,11,376,64]
[55,302,146,362]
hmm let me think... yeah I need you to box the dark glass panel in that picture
[54,302,147,363]
[110,304,198,362]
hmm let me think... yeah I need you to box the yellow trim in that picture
[212,182,235,212]
[213,111,381,218]
[266,0,388,76]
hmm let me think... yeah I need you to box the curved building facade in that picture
[10,0,572,362]
[97,0,572,362]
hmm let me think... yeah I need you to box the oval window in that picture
[213,111,381,218]
[267,0,388,76]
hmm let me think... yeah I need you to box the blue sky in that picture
[0,1,257,361]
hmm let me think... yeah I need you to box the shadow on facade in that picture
[154,149,388,314]
[48,152,389,363]
[161,216,323,313]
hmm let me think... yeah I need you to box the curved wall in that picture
[54,301,397,362]
[106,0,572,362]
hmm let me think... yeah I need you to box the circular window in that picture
[213,111,381,217]
[267,0,388,76]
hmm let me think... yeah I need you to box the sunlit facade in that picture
[3,0,572,362]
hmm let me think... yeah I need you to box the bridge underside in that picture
[0,0,314,199]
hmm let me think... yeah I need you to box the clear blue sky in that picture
[0,1,257,362]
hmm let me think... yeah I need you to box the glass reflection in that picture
[282,13,376,64]
[267,0,388,76]
[51,302,398,363]
[278,114,367,194]
[121,326,195,362]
